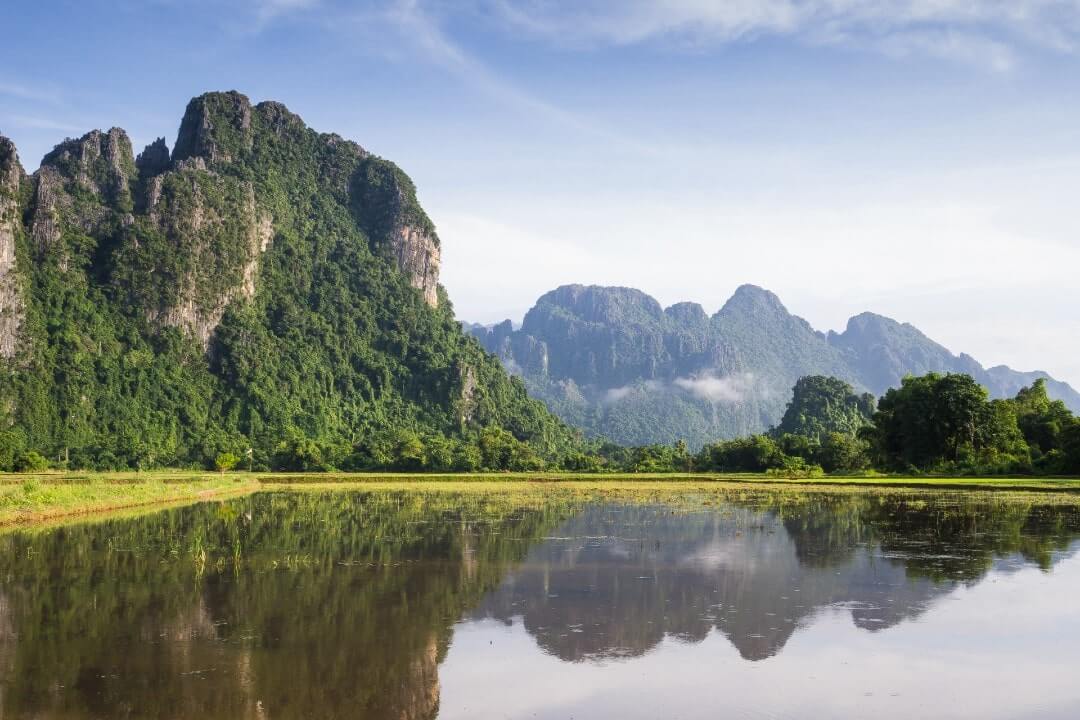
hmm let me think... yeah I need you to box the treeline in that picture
[593,374,1080,476]
[4,371,1079,475]
[0,423,559,474]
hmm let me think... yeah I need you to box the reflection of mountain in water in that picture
[472,496,1080,662]
[1,489,1079,719]
[0,491,570,720]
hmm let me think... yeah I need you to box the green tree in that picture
[776,376,875,441]
[1060,421,1080,474]
[867,373,1028,472]
[214,452,240,473]
[391,430,425,471]
[816,432,870,473]
[13,451,48,473]
[697,435,785,472]
[1011,379,1074,460]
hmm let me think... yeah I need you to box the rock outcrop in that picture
[135,138,170,185]
[40,127,135,209]
[0,137,25,358]
[28,128,137,270]
[28,166,67,264]
[390,223,440,307]
[172,91,253,165]
[351,155,441,307]
[143,172,272,348]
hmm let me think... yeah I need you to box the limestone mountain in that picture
[0,91,578,470]
[468,284,1080,448]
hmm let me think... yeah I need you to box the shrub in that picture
[13,451,48,473]
[214,452,240,473]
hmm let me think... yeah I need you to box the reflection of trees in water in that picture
[472,493,1080,662]
[1,488,1079,718]
[0,491,572,720]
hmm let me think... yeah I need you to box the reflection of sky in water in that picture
[463,505,1022,663]
[440,551,1080,720]
[2,492,1079,719]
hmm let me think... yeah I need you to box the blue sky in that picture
[4,0,1080,386]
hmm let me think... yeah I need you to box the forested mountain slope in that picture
[468,284,1080,447]
[0,91,579,470]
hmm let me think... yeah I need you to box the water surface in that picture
[1,487,1079,719]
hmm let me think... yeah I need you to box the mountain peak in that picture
[664,301,708,326]
[38,127,136,206]
[0,136,23,184]
[838,311,932,346]
[717,284,791,321]
[528,285,664,328]
[173,90,254,164]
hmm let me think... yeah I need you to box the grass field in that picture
[3,470,1080,527]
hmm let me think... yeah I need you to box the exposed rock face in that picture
[0,137,25,358]
[144,174,272,348]
[135,137,170,180]
[173,91,253,164]
[351,156,442,307]
[41,127,135,207]
[391,224,440,307]
[28,128,137,271]
[29,166,66,263]
[458,363,479,423]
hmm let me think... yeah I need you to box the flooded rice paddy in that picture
[1,486,1079,719]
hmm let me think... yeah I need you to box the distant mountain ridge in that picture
[467,284,1080,447]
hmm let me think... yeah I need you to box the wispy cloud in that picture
[252,0,320,27]
[377,0,663,155]
[488,0,1080,71]
[599,372,757,405]
[673,372,756,404]
[0,80,63,105]
[1,114,85,133]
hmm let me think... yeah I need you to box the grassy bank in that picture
[3,471,1080,527]
[0,474,258,526]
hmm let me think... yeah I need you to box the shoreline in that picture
[3,471,1080,529]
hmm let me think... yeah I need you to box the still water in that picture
[1,487,1080,719]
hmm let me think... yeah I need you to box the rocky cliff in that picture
[0,91,573,470]
[469,284,1080,447]
[0,138,25,359]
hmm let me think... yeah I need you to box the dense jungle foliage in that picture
[0,92,581,472]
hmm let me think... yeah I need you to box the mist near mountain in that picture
[467,284,1080,447]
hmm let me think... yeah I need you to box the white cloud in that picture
[0,80,63,105]
[489,0,1080,69]
[255,0,319,20]
[604,385,637,403]
[673,372,756,404]
[1,115,85,133]
[363,0,662,156]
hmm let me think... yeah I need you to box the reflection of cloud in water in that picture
[442,552,1080,720]
[470,502,1076,663]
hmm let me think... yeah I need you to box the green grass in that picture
[0,473,258,526]
[3,470,1080,528]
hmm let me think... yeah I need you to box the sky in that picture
[3,0,1080,386]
